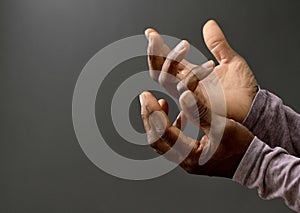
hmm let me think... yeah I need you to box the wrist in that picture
[241,85,260,124]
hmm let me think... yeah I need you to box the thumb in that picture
[203,20,237,64]
[179,90,211,134]
[139,92,172,144]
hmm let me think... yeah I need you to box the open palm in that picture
[146,20,258,122]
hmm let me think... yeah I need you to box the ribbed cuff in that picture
[232,136,265,185]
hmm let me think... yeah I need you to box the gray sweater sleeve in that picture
[242,89,300,156]
[233,137,300,212]
[233,89,300,212]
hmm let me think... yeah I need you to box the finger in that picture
[139,92,198,159]
[149,114,199,159]
[139,91,162,133]
[147,108,197,156]
[158,99,169,115]
[158,40,190,97]
[148,110,190,164]
[144,28,157,40]
[147,32,171,81]
[203,20,237,64]
[153,143,182,163]
[161,40,190,76]
[145,29,194,71]
[173,111,187,130]
[177,60,215,95]
[179,90,211,133]
[139,91,171,142]
[139,92,182,161]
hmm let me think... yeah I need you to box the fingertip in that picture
[158,99,169,115]
[139,91,150,106]
[158,99,165,104]
[201,60,215,70]
[203,19,218,32]
[202,19,223,42]
[181,39,190,49]
[139,91,162,112]
[139,91,152,98]
[208,59,215,69]
[206,19,218,25]
[145,28,154,39]
[172,40,190,52]
[202,19,236,63]
[179,90,197,109]
[145,28,158,39]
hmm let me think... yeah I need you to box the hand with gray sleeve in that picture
[142,20,300,212]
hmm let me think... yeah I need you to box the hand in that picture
[145,20,258,122]
[139,90,254,178]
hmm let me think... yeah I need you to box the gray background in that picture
[1,0,300,212]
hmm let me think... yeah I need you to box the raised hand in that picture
[145,20,258,122]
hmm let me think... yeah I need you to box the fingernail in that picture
[201,60,214,70]
[174,40,187,52]
[149,111,167,136]
[145,29,151,39]
[139,93,145,106]
[181,91,197,108]
[139,93,148,114]
[177,81,187,95]
[148,33,154,46]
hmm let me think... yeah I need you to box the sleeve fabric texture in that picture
[233,89,300,212]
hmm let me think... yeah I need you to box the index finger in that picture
[177,60,215,95]
[145,29,171,81]
[139,92,199,159]
[179,90,212,134]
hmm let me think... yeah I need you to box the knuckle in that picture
[150,140,159,149]
[188,107,201,121]
[147,132,160,147]
[177,81,187,95]
[198,105,208,118]
[192,140,201,153]
[158,74,173,88]
[180,156,196,174]
[160,127,170,141]
[149,71,159,81]
[158,75,166,86]
[140,112,148,121]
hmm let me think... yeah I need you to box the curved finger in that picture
[145,28,157,40]
[179,90,212,133]
[139,91,199,161]
[177,60,215,95]
[147,32,170,81]
[148,109,199,158]
[149,114,200,161]
[173,111,187,130]
[158,99,169,115]
[158,40,190,98]
[139,92,171,142]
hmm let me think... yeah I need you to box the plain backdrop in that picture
[1,0,300,212]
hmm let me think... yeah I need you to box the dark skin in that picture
[139,91,254,178]
[140,20,257,178]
